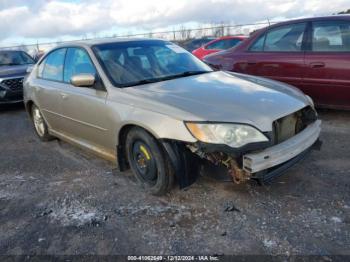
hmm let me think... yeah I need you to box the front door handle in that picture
[263,63,280,68]
[60,93,68,100]
[247,61,257,65]
[310,62,325,68]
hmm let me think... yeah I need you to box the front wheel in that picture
[31,104,53,141]
[125,127,174,196]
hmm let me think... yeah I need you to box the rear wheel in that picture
[125,127,174,195]
[31,104,53,141]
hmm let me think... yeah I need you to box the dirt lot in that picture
[0,104,349,256]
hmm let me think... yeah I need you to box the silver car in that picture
[24,39,321,195]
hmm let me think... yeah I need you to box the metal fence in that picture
[0,21,276,57]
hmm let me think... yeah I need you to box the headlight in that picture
[185,122,269,148]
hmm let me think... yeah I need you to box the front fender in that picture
[115,106,197,146]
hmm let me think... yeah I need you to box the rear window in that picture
[312,20,350,52]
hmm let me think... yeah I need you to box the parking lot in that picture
[0,104,349,255]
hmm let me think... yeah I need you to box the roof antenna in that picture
[267,18,271,26]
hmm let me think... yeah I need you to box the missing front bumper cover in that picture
[187,120,322,185]
[187,145,251,184]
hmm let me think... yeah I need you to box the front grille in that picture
[1,77,24,91]
[273,106,317,144]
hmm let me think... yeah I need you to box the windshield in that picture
[0,51,35,66]
[92,40,212,87]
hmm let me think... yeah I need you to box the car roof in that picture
[216,35,247,40]
[55,37,166,49]
[0,50,26,53]
[270,14,350,28]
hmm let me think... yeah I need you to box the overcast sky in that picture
[0,0,349,46]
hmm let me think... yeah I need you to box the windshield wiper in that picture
[120,71,211,88]
[161,71,211,81]
[120,78,160,88]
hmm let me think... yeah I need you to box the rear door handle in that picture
[247,61,257,65]
[310,62,325,68]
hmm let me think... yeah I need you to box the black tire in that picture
[125,127,174,195]
[31,104,53,141]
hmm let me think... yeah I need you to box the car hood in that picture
[124,71,311,132]
[0,64,31,78]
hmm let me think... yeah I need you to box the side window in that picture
[312,21,350,52]
[41,49,66,81]
[249,34,265,52]
[264,23,306,52]
[64,48,96,83]
[206,40,226,50]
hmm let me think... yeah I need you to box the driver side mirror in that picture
[70,74,95,87]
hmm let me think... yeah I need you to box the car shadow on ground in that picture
[0,102,25,113]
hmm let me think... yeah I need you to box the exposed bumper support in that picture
[243,120,321,173]
[252,139,322,184]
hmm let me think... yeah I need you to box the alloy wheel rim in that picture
[33,108,45,137]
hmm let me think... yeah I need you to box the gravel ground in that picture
[0,104,349,256]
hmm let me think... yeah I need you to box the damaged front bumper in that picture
[187,120,322,184]
[243,120,321,173]
[251,139,322,184]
